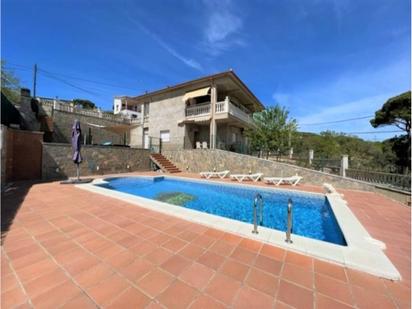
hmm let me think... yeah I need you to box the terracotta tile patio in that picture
[1,173,410,308]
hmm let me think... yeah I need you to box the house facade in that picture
[114,70,264,153]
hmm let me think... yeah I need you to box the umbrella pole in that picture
[76,163,80,181]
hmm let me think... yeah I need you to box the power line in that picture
[4,62,138,91]
[3,66,32,72]
[342,130,404,134]
[3,62,31,69]
[38,68,138,91]
[40,71,103,97]
[300,115,374,126]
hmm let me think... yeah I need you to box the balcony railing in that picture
[227,101,253,124]
[215,101,226,113]
[185,103,211,117]
[185,98,253,125]
[346,169,411,191]
[37,98,141,124]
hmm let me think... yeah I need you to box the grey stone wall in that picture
[147,90,187,150]
[42,143,151,180]
[51,111,126,145]
[163,149,379,191]
[12,92,131,146]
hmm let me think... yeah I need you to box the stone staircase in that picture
[150,153,181,173]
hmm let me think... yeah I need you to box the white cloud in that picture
[128,18,203,71]
[202,0,245,55]
[144,27,203,71]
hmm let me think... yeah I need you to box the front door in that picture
[194,131,200,148]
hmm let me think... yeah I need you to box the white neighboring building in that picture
[113,97,141,119]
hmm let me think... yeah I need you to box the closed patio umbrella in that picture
[72,119,82,180]
[61,120,92,184]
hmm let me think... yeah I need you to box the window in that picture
[232,133,236,143]
[160,130,170,142]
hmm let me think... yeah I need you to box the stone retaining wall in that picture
[17,91,129,145]
[51,110,125,145]
[164,149,410,203]
[42,143,151,180]
[163,149,383,191]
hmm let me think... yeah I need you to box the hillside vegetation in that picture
[291,131,404,173]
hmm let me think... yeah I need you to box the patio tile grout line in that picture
[63,185,290,308]
[17,216,101,308]
[37,201,246,308]
[39,214,155,307]
[1,246,34,308]
[2,177,408,309]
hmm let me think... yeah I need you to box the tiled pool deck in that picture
[1,172,410,308]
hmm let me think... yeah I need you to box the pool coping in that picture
[76,174,401,280]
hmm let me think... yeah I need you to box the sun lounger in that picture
[200,170,230,179]
[263,175,302,186]
[230,173,263,182]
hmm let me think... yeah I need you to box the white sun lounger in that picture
[199,170,230,179]
[263,175,302,186]
[230,173,263,182]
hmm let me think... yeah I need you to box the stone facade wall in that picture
[147,90,187,151]
[42,143,151,180]
[130,125,144,148]
[163,149,379,191]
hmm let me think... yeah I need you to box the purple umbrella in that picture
[61,120,92,184]
[72,119,82,179]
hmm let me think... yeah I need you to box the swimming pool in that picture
[97,176,346,246]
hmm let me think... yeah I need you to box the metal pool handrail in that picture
[285,198,293,243]
[252,193,263,234]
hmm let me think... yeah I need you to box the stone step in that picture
[150,154,181,174]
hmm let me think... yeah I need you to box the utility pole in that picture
[33,64,37,97]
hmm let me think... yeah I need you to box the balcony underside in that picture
[182,113,253,129]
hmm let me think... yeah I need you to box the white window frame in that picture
[232,133,236,143]
[160,130,170,142]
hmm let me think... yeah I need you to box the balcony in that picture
[185,97,253,125]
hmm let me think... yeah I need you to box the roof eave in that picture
[122,70,264,111]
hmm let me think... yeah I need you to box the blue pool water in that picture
[97,176,347,246]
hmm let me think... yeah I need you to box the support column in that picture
[341,154,349,177]
[210,83,217,149]
[141,103,145,125]
[308,149,314,166]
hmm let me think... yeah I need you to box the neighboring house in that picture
[114,70,264,153]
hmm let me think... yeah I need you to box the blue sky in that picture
[2,0,410,140]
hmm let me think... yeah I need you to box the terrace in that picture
[185,97,254,127]
[1,172,410,308]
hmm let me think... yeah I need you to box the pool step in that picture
[150,153,181,173]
